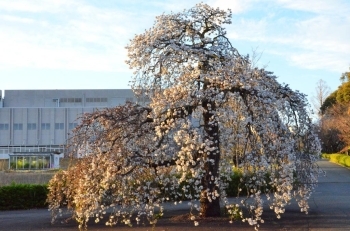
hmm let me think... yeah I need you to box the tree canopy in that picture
[319,67,350,152]
[48,3,321,230]
[321,68,350,114]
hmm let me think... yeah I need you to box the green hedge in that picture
[322,153,350,168]
[0,184,48,210]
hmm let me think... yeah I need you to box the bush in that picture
[0,184,48,210]
[225,170,245,197]
[322,153,350,168]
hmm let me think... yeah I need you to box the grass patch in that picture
[0,171,55,186]
[321,153,350,168]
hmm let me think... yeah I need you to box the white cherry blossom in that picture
[47,3,320,230]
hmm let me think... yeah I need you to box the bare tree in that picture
[47,4,321,230]
[323,103,350,152]
[316,116,344,153]
[312,79,330,117]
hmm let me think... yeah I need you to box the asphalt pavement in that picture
[0,159,349,231]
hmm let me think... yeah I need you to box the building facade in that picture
[0,89,138,170]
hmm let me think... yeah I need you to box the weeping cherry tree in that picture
[47,3,321,230]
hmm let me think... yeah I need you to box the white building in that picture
[0,89,138,170]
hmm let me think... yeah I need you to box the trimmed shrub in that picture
[322,153,350,168]
[0,184,48,210]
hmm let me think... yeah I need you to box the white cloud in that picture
[0,32,128,72]
[275,0,350,15]
[147,0,251,14]
[228,18,268,41]
[0,15,35,24]
[223,0,350,73]
[289,52,347,72]
[150,0,195,12]
[209,0,254,14]
[0,0,77,13]
[0,0,138,72]
[0,0,348,76]
[0,0,252,72]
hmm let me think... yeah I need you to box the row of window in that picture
[0,123,78,130]
[0,124,9,130]
[0,147,65,154]
[58,98,108,103]
[86,97,108,103]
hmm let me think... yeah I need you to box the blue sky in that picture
[0,0,349,104]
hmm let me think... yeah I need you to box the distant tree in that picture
[340,67,350,83]
[316,113,344,153]
[336,82,350,103]
[322,103,350,152]
[320,90,337,115]
[321,66,350,113]
[311,79,330,117]
[48,3,321,230]
[319,66,350,152]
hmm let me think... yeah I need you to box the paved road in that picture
[1,160,350,231]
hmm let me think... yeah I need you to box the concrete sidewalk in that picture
[0,160,350,231]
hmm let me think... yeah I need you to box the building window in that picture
[60,98,82,103]
[27,123,37,130]
[69,123,78,129]
[86,98,108,103]
[0,123,9,130]
[14,123,23,130]
[9,155,51,170]
[41,123,50,130]
[55,123,64,130]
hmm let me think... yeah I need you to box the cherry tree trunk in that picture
[200,99,221,217]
